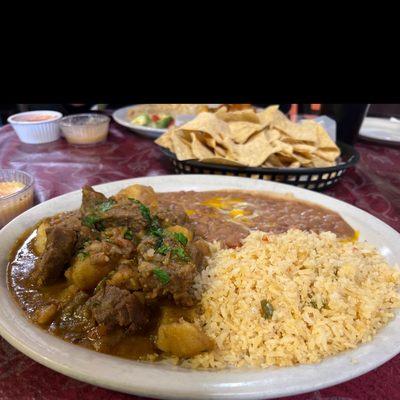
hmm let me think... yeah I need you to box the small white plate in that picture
[112,105,212,139]
[112,105,168,139]
[359,117,400,144]
[0,175,400,399]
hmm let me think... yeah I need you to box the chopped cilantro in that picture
[83,214,103,229]
[153,268,170,285]
[149,218,163,237]
[156,244,171,255]
[98,199,116,212]
[154,236,164,250]
[173,232,188,246]
[172,247,189,261]
[261,299,274,319]
[129,198,151,223]
[124,229,133,240]
[310,300,318,309]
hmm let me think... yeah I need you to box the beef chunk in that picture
[31,226,77,286]
[81,186,107,215]
[49,210,96,249]
[53,291,94,342]
[101,199,147,232]
[81,187,148,232]
[88,285,149,333]
[137,235,197,306]
[189,239,211,271]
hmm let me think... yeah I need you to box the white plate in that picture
[112,105,211,139]
[0,175,399,400]
[359,117,400,144]
[112,105,168,139]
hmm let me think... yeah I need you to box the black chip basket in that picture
[160,142,359,191]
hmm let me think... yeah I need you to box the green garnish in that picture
[149,217,163,237]
[83,214,103,229]
[124,229,133,240]
[261,299,274,319]
[172,247,189,261]
[77,251,89,260]
[156,244,171,255]
[129,198,152,223]
[98,199,116,213]
[153,268,170,285]
[310,300,318,309]
[131,113,152,126]
[173,232,188,246]
[127,198,191,262]
[155,115,173,129]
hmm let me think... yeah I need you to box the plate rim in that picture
[360,116,400,143]
[112,105,166,137]
[0,175,400,400]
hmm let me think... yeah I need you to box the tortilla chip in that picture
[199,157,245,166]
[315,149,340,162]
[214,144,228,156]
[204,136,217,149]
[264,154,285,167]
[171,135,195,161]
[155,106,341,169]
[190,132,215,159]
[155,128,174,150]
[272,140,293,157]
[264,128,281,142]
[291,143,316,155]
[232,132,279,167]
[216,109,260,124]
[314,123,339,150]
[291,152,313,164]
[310,157,335,167]
[273,116,318,143]
[257,105,282,128]
[180,112,231,141]
[229,121,263,144]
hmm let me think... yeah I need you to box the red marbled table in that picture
[0,121,399,400]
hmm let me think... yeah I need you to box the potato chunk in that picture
[156,321,214,357]
[159,305,196,325]
[34,303,58,325]
[34,221,49,255]
[115,184,158,212]
[65,256,113,291]
[166,225,193,242]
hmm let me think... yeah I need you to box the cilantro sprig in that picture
[173,232,188,246]
[83,214,104,230]
[124,228,133,240]
[128,197,190,261]
[153,268,170,285]
[98,199,116,213]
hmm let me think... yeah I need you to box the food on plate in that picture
[11,114,57,122]
[0,170,34,228]
[126,104,203,129]
[59,114,110,145]
[155,105,341,168]
[186,230,400,368]
[131,113,175,129]
[126,104,256,130]
[196,104,255,113]
[0,181,25,197]
[8,184,399,369]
